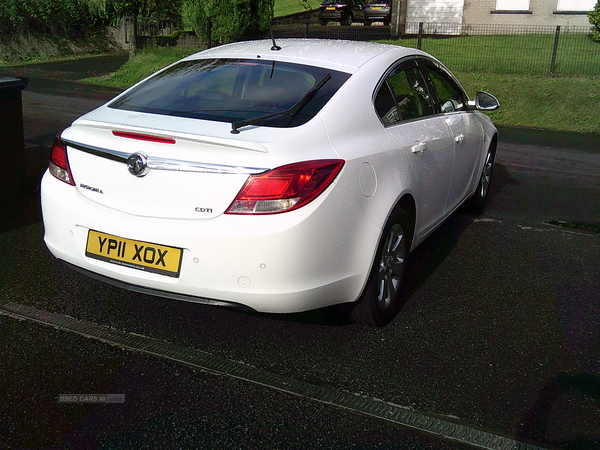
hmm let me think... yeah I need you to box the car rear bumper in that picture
[364,12,391,21]
[41,170,380,314]
[319,11,344,20]
[60,260,253,310]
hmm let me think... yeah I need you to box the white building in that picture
[404,0,596,32]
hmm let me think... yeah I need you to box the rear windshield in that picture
[109,58,351,128]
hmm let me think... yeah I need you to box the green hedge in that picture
[0,0,102,39]
[590,1,600,42]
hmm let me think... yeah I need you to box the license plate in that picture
[372,6,383,9]
[86,230,183,278]
[326,6,335,10]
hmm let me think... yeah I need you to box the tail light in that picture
[48,135,75,186]
[226,159,344,214]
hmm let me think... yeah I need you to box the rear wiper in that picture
[231,73,332,134]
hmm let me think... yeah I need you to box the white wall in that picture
[462,0,595,27]
[406,0,465,33]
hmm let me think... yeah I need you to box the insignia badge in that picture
[127,152,150,177]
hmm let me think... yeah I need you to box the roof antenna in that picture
[269,25,281,51]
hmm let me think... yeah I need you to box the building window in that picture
[495,0,530,10]
[556,0,595,11]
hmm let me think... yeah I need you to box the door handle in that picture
[411,142,426,153]
[455,133,465,144]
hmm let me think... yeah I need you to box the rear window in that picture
[109,58,350,128]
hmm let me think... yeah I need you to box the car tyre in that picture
[468,141,496,211]
[320,20,328,26]
[364,21,372,26]
[341,15,353,26]
[348,208,410,326]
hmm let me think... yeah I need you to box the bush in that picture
[0,0,101,39]
[590,0,600,42]
[183,0,273,46]
[155,31,181,48]
[87,0,183,27]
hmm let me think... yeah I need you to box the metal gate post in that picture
[550,25,561,74]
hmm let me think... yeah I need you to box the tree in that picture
[297,0,313,10]
[87,0,182,48]
[0,0,97,38]
[87,0,181,23]
[183,0,274,47]
[589,0,600,42]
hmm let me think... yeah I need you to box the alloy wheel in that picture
[480,147,494,200]
[376,223,406,310]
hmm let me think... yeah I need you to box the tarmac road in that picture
[1,55,599,450]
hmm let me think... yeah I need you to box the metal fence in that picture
[129,16,599,76]
[123,16,176,45]
[270,22,599,76]
[405,24,599,76]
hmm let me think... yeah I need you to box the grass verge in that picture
[83,48,197,88]
[274,0,320,16]
[82,48,599,134]
[458,72,600,134]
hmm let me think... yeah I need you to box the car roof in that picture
[183,39,422,74]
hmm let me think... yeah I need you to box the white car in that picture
[41,39,499,326]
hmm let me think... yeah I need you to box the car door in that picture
[421,60,484,210]
[374,58,455,236]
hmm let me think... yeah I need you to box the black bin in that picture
[0,76,28,220]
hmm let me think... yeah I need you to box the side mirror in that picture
[469,91,500,111]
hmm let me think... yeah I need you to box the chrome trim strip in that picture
[64,138,268,175]
[64,139,129,163]
[146,159,265,175]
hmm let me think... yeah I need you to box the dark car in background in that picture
[364,1,392,26]
[318,0,365,26]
